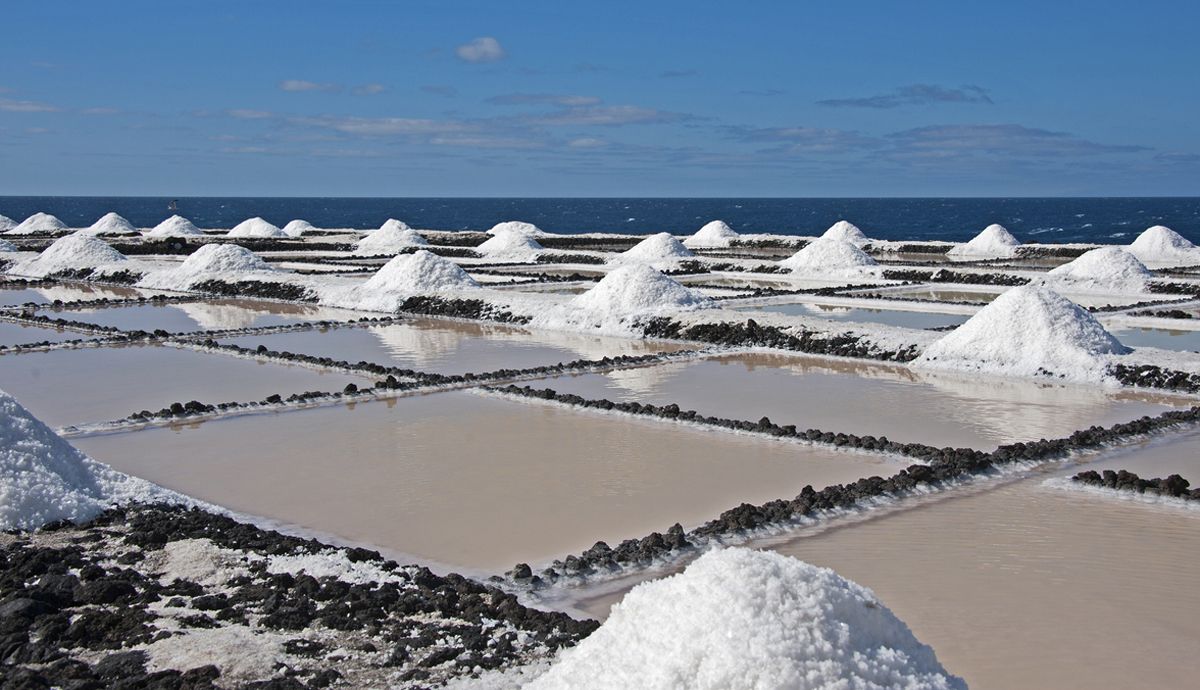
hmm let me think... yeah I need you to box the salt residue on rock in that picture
[354,223,429,255]
[227,217,287,238]
[0,388,176,531]
[7,212,67,235]
[10,234,129,278]
[78,212,138,236]
[948,224,1020,258]
[488,220,546,237]
[476,230,544,261]
[145,215,204,238]
[683,220,739,248]
[779,237,879,278]
[572,264,710,316]
[820,220,869,246]
[914,285,1129,382]
[1044,246,1152,293]
[282,219,316,238]
[528,548,964,690]
[137,243,274,290]
[611,232,695,267]
[1128,225,1200,266]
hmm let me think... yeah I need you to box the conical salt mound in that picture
[948,224,1020,258]
[8,212,67,235]
[362,249,479,294]
[146,215,204,238]
[11,234,128,278]
[0,239,17,252]
[227,217,287,238]
[355,224,429,255]
[820,220,868,246]
[282,219,316,238]
[915,286,1128,381]
[779,238,878,276]
[76,212,138,236]
[488,220,544,237]
[528,548,964,690]
[476,230,543,261]
[377,218,413,233]
[573,264,709,315]
[1128,225,1199,265]
[613,233,695,264]
[683,220,739,248]
[0,214,15,232]
[136,244,273,290]
[1046,247,1152,292]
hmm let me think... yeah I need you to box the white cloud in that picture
[487,93,602,106]
[294,115,469,136]
[524,105,690,127]
[568,137,608,149]
[353,83,386,95]
[279,79,341,93]
[227,109,275,119]
[0,98,59,113]
[456,37,506,63]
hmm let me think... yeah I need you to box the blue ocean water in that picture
[2,197,1199,244]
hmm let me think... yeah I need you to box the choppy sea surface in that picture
[3,197,1199,244]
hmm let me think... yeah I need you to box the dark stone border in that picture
[881,269,1029,287]
[640,316,920,362]
[1071,469,1199,501]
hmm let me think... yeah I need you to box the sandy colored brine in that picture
[65,298,363,333]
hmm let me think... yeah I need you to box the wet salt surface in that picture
[0,321,91,347]
[0,344,371,428]
[530,353,1190,450]
[732,301,971,330]
[65,299,365,333]
[875,286,1002,304]
[1110,325,1200,352]
[1,283,154,306]
[222,318,688,376]
[71,391,904,573]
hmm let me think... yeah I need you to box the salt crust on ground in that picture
[0,388,178,531]
[780,237,879,278]
[477,230,544,261]
[527,548,964,690]
[282,219,316,238]
[7,212,67,235]
[820,220,869,246]
[227,217,287,238]
[78,212,137,236]
[914,285,1129,382]
[488,220,546,237]
[10,234,129,278]
[137,243,275,290]
[354,223,429,254]
[683,220,739,248]
[145,215,204,238]
[1044,246,1152,293]
[1128,225,1200,266]
[610,233,695,266]
[948,224,1020,258]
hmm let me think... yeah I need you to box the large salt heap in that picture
[1,388,175,531]
[145,215,204,238]
[572,264,710,316]
[779,237,879,278]
[11,234,129,278]
[282,219,316,238]
[1044,246,1152,293]
[683,220,739,249]
[488,220,547,237]
[528,548,964,690]
[354,223,429,255]
[78,212,138,236]
[476,230,544,261]
[914,285,1128,381]
[362,249,480,294]
[1127,225,1200,266]
[137,243,275,290]
[611,232,695,266]
[948,224,1021,258]
[8,212,67,235]
[0,214,15,232]
[227,217,287,238]
[820,220,869,247]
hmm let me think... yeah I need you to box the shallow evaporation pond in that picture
[70,392,904,573]
[1108,325,1200,352]
[64,298,365,333]
[1071,427,1200,478]
[874,286,1002,304]
[0,344,372,428]
[530,353,1190,450]
[0,283,154,306]
[221,318,687,376]
[731,302,971,330]
[0,321,89,347]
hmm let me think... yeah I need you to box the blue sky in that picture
[1,0,1198,196]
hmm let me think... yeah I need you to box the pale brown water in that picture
[0,321,88,347]
[1073,428,1200,478]
[222,318,687,376]
[732,301,971,330]
[0,344,370,427]
[1,283,157,306]
[66,299,363,333]
[71,391,905,573]
[534,353,1190,449]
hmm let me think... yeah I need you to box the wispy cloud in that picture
[659,69,697,79]
[730,125,880,153]
[456,37,506,63]
[430,135,545,149]
[574,62,606,73]
[885,124,1146,158]
[486,93,602,107]
[279,79,342,93]
[227,109,275,120]
[523,105,692,127]
[293,115,470,136]
[818,84,993,109]
[1155,151,1200,163]
[81,107,121,115]
[0,98,60,113]
[421,85,458,98]
[568,137,609,149]
[353,84,386,96]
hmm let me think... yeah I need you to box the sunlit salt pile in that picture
[948,223,1021,258]
[820,220,869,247]
[137,243,274,290]
[571,263,710,318]
[77,212,138,237]
[488,220,547,237]
[7,212,67,235]
[683,220,739,248]
[1044,246,1152,293]
[0,214,16,232]
[0,388,176,531]
[611,232,695,266]
[332,249,480,312]
[528,548,964,690]
[145,215,205,238]
[779,237,879,277]
[915,285,1129,381]
[11,234,129,278]
[282,219,316,238]
[476,229,544,261]
[1127,225,1200,266]
[227,217,287,238]
[354,221,429,254]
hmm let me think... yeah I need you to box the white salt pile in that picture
[915,285,1128,382]
[683,220,739,248]
[354,223,429,255]
[8,212,67,235]
[78,212,138,236]
[0,388,177,531]
[948,224,1021,258]
[488,220,546,237]
[1127,225,1200,266]
[820,220,869,247]
[611,233,695,266]
[572,264,710,316]
[0,214,15,232]
[11,234,129,278]
[137,243,274,290]
[145,215,204,238]
[227,217,287,238]
[362,249,480,295]
[1044,247,1152,293]
[528,548,964,690]
[779,237,879,277]
[0,239,17,252]
[476,230,544,261]
[282,220,316,238]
